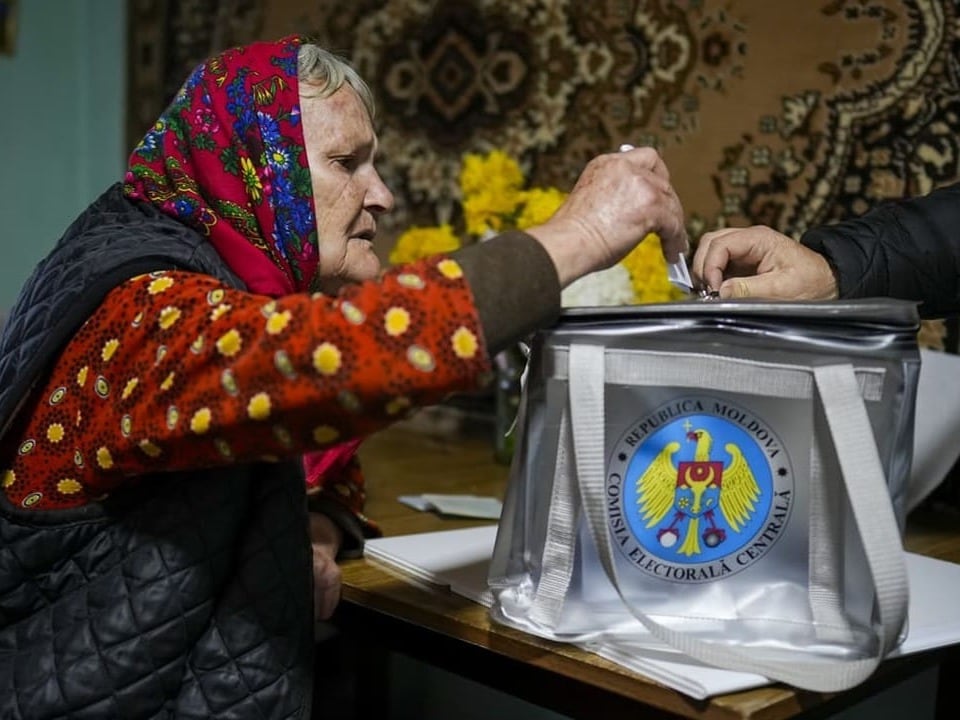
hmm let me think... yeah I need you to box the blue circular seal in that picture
[605,395,794,583]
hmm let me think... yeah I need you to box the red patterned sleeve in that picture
[0,256,491,512]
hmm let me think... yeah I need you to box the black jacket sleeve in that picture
[800,182,960,318]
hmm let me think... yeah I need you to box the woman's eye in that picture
[335,156,357,170]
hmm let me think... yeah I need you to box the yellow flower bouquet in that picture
[391,149,684,307]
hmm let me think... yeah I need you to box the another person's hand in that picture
[308,512,343,622]
[526,146,689,287]
[693,225,839,301]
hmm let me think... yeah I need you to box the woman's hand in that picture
[309,511,343,622]
[527,146,689,287]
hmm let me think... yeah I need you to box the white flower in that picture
[561,264,635,307]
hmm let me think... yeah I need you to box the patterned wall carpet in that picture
[128,0,960,349]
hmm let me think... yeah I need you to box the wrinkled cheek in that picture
[346,240,381,278]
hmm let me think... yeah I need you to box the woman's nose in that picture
[366,171,395,214]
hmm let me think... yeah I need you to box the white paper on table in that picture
[586,641,768,698]
[396,493,503,520]
[908,348,960,511]
[364,524,960,700]
[364,524,498,605]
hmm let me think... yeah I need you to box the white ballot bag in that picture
[488,300,921,692]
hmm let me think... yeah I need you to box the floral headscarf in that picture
[124,35,318,296]
[125,36,361,490]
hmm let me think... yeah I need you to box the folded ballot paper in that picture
[364,524,960,699]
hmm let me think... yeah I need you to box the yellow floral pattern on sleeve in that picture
[0,259,490,512]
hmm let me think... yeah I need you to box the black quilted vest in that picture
[0,185,314,719]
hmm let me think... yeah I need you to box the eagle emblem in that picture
[636,426,761,557]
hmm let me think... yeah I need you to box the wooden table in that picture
[330,419,960,720]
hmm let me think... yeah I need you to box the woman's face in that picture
[300,84,394,294]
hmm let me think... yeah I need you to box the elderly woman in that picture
[0,37,687,718]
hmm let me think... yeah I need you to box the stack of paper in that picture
[364,525,960,699]
[364,524,496,606]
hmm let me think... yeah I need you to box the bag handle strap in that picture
[527,408,581,628]
[566,343,907,692]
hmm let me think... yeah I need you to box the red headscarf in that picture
[124,35,318,296]
[125,36,361,487]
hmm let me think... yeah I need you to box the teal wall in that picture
[0,0,126,311]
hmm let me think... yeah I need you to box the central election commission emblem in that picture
[606,396,795,583]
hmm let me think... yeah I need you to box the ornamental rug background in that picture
[128,0,960,351]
